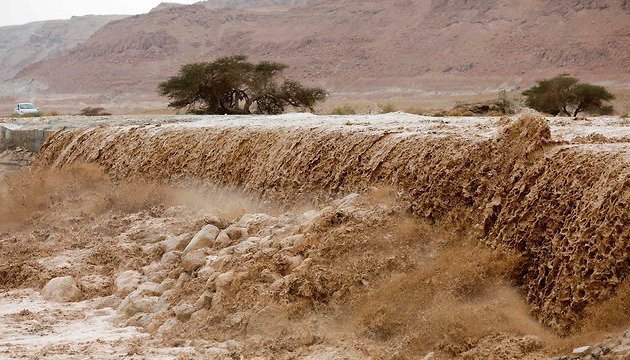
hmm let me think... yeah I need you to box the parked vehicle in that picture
[14,103,40,116]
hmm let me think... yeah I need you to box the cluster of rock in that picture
[555,332,630,360]
[39,194,361,348]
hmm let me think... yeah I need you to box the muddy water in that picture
[34,114,630,334]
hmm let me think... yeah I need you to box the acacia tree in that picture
[158,55,327,115]
[523,75,615,116]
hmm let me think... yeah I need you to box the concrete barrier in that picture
[0,123,54,152]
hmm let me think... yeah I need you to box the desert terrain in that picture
[0,112,629,359]
[1,0,629,113]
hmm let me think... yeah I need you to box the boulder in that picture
[117,289,159,318]
[160,233,190,253]
[181,249,207,272]
[114,270,143,297]
[184,225,220,254]
[173,302,195,321]
[226,226,247,241]
[194,290,214,310]
[214,231,232,248]
[41,276,82,302]
[79,274,111,294]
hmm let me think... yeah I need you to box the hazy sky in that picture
[0,0,199,27]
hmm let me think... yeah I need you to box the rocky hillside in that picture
[8,0,630,102]
[0,15,127,82]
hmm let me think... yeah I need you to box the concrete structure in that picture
[0,123,54,152]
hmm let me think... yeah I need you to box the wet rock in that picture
[184,225,220,254]
[159,278,176,293]
[41,276,82,302]
[173,302,195,321]
[118,289,159,318]
[202,215,227,229]
[175,272,190,288]
[226,226,247,241]
[79,274,111,294]
[157,318,179,336]
[95,295,122,310]
[573,346,591,354]
[181,249,206,272]
[160,233,190,252]
[279,234,306,248]
[214,231,232,248]
[114,270,142,297]
[161,251,181,266]
[194,290,214,310]
[137,282,161,296]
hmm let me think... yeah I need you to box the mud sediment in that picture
[35,114,630,333]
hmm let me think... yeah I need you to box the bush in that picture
[404,108,431,116]
[523,75,615,116]
[158,55,327,115]
[331,105,357,115]
[80,107,111,116]
[445,108,475,117]
[378,104,396,114]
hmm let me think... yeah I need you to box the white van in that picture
[14,103,41,116]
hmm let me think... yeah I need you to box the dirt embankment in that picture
[34,114,630,336]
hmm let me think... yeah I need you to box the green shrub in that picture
[80,107,112,116]
[379,103,396,114]
[523,75,615,116]
[331,105,357,115]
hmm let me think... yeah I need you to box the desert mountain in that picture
[0,15,127,83]
[8,0,630,104]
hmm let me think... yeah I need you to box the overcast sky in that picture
[0,0,199,27]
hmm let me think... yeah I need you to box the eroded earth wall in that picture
[35,115,630,333]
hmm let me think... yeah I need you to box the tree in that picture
[523,75,615,116]
[158,55,328,115]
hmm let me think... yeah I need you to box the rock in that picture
[160,233,191,253]
[79,275,111,294]
[190,308,210,323]
[142,232,165,244]
[215,271,235,290]
[144,269,168,284]
[161,251,181,266]
[202,215,227,229]
[194,291,214,310]
[95,295,122,310]
[175,272,190,288]
[287,255,305,271]
[173,302,195,321]
[226,226,247,241]
[158,278,176,293]
[184,225,220,253]
[214,231,232,248]
[114,270,143,297]
[42,276,82,302]
[181,249,206,272]
[573,346,591,354]
[156,318,179,336]
[117,289,159,318]
[279,234,306,248]
[137,282,161,296]
[160,289,177,303]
